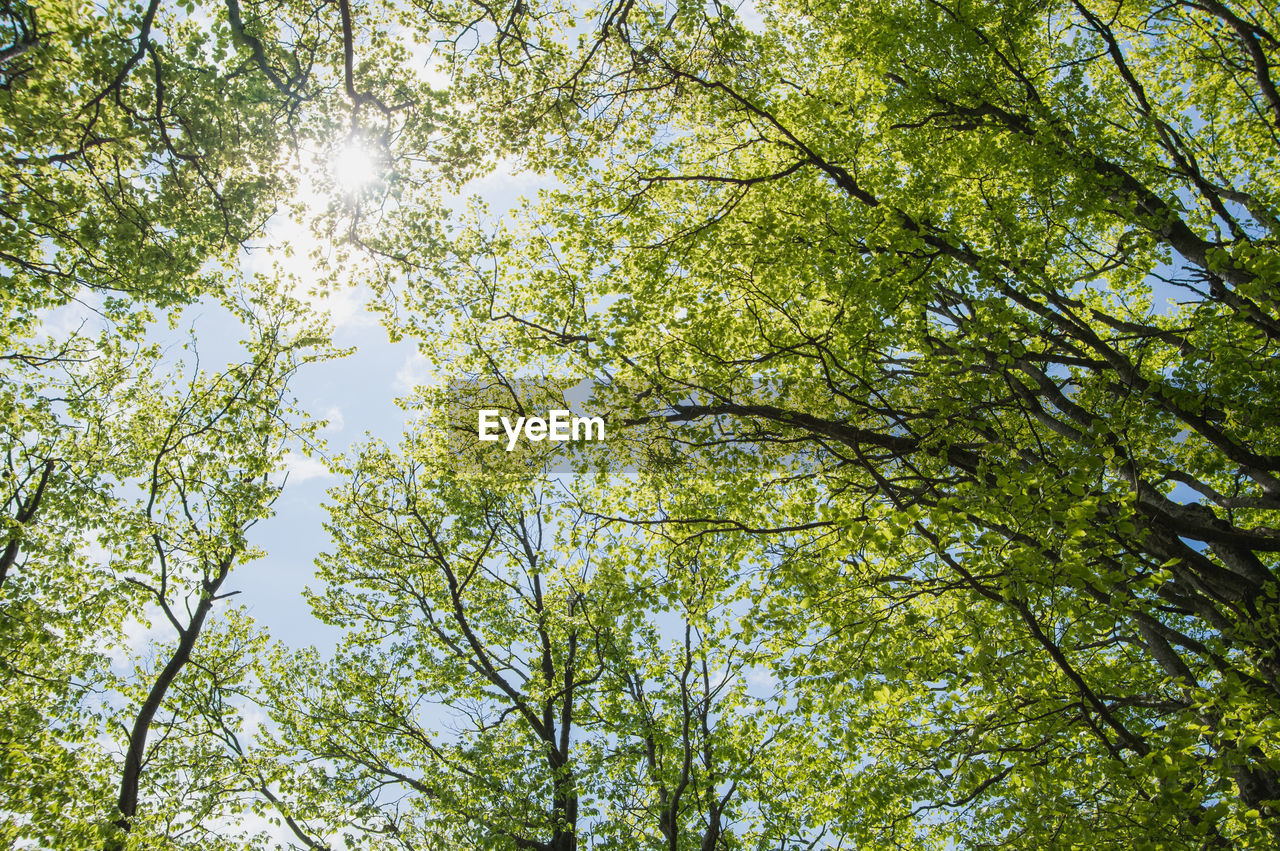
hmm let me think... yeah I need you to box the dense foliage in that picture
[3,0,1279,847]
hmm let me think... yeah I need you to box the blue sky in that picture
[216,150,561,651]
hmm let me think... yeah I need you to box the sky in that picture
[226,0,771,657]
[66,130,566,846]
[216,147,560,651]
[61,3,800,842]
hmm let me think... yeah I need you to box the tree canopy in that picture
[3,0,1279,847]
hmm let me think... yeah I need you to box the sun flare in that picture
[331,138,384,195]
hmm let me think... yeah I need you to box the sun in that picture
[330,135,386,195]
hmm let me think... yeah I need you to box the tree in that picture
[100,294,328,848]
[3,0,380,842]
[1,0,300,331]
[252,404,820,849]
[0,288,329,846]
[8,0,1280,846]
[378,0,1280,845]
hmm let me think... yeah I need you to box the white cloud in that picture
[99,610,171,672]
[320,406,345,435]
[393,350,432,395]
[318,282,379,333]
[745,663,780,695]
[281,451,334,483]
[207,804,305,847]
[735,0,766,33]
